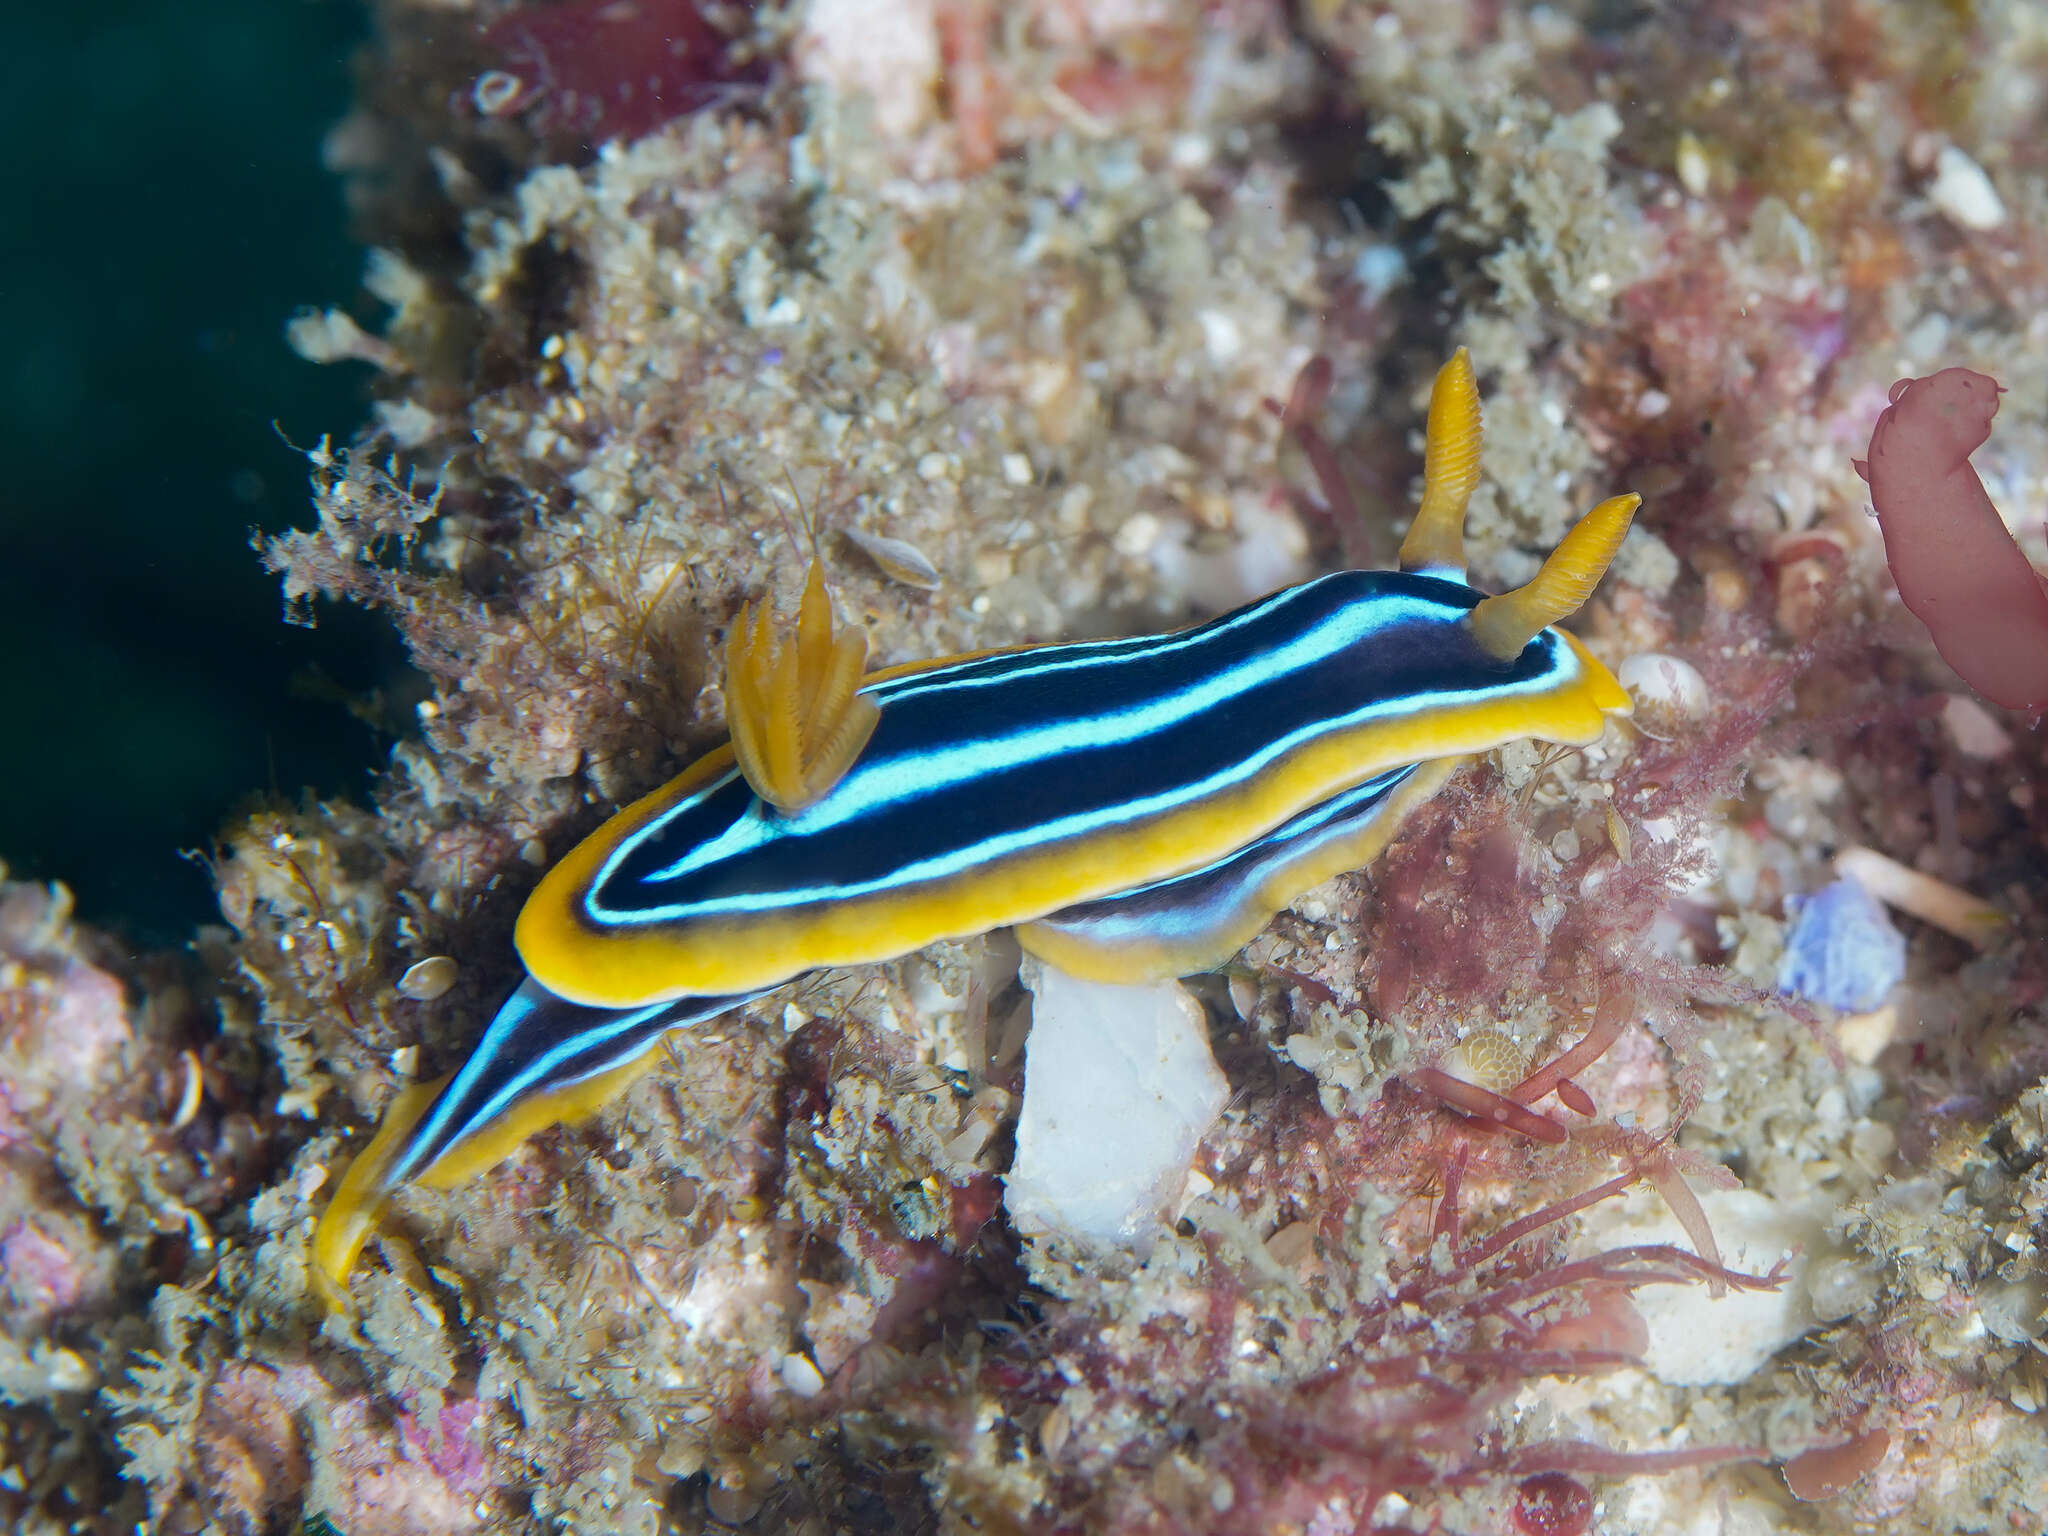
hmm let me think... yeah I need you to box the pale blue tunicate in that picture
[1777,877,1906,1012]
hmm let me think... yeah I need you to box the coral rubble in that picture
[8,0,2048,1532]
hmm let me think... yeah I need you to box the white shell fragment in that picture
[1616,652,1709,733]
[396,956,460,1001]
[843,526,941,589]
[1004,960,1228,1249]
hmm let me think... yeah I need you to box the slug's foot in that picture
[310,1075,447,1310]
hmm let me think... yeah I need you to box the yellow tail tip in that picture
[309,1077,447,1309]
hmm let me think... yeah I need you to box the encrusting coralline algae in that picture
[6,1,2048,1533]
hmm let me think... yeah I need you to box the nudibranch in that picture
[312,351,1640,1299]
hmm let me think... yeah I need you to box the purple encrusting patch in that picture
[1776,877,1906,1013]
[1,1218,90,1317]
[476,0,770,149]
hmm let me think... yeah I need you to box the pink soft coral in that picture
[1854,368,2048,710]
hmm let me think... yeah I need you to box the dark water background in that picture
[0,0,405,942]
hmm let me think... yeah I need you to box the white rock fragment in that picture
[1941,693,2013,760]
[1928,144,2007,231]
[1005,961,1228,1249]
[1196,308,1242,364]
[0,1339,96,1399]
[797,0,941,140]
[395,955,459,1001]
[778,1352,826,1398]
[1577,1187,1820,1386]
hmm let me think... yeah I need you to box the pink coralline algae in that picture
[1,1219,98,1324]
[1854,368,2048,711]
[0,884,129,1336]
[473,0,770,149]
[394,1397,490,1492]
[0,887,131,1127]
[183,1363,495,1536]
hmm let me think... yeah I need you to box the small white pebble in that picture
[1291,887,1332,922]
[1001,452,1033,486]
[1283,1033,1327,1072]
[1941,693,2013,760]
[1353,243,1407,300]
[1675,130,1712,196]
[916,451,952,481]
[1112,512,1161,558]
[1929,144,2006,231]
[779,1353,826,1398]
[1834,1003,1896,1067]
[1806,1254,1879,1321]
[1197,309,1242,364]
